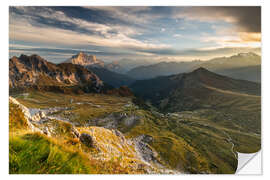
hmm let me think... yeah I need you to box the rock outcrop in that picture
[9,96,43,133]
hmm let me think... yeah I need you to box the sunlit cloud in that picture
[9,15,170,51]
[9,6,261,63]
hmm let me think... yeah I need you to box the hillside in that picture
[130,68,261,134]
[9,96,171,174]
[130,67,260,101]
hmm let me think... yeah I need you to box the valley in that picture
[9,53,261,174]
[126,52,261,82]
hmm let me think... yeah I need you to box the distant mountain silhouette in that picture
[130,67,260,112]
[127,52,261,82]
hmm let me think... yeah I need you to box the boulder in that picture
[79,133,94,147]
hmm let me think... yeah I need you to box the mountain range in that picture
[126,52,261,82]
[60,52,261,84]
[9,54,104,93]
[9,52,261,174]
[10,52,261,91]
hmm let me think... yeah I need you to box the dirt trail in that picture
[223,131,238,159]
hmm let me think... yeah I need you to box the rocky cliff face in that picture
[9,54,103,91]
[64,52,105,67]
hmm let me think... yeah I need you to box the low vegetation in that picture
[10,88,261,174]
[9,98,153,174]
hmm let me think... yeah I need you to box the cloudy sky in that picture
[9,6,261,63]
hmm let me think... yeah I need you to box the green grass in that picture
[10,90,261,174]
[9,131,150,174]
[9,133,95,174]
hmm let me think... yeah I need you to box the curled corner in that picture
[235,151,262,174]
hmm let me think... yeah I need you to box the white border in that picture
[6,0,262,6]
[2,0,270,180]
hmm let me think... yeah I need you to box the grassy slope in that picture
[9,99,147,174]
[166,85,261,134]
[124,109,237,173]
[9,102,93,174]
[10,133,95,174]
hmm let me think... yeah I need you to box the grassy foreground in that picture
[10,91,261,174]
[9,100,149,174]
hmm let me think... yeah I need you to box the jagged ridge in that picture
[9,54,104,92]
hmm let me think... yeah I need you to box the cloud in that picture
[175,7,261,33]
[238,32,261,42]
[9,6,261,63]
[172,7,261,49]
[173,34,183,38]
[174,7,261,49]
[9,7,170,51]
[10,22,169,50]
[200,33,261,48]
[84,7,154,24]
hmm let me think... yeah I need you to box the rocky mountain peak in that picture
[65,52,104,67]
[77,52,96,61]
[9,54,104,91]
